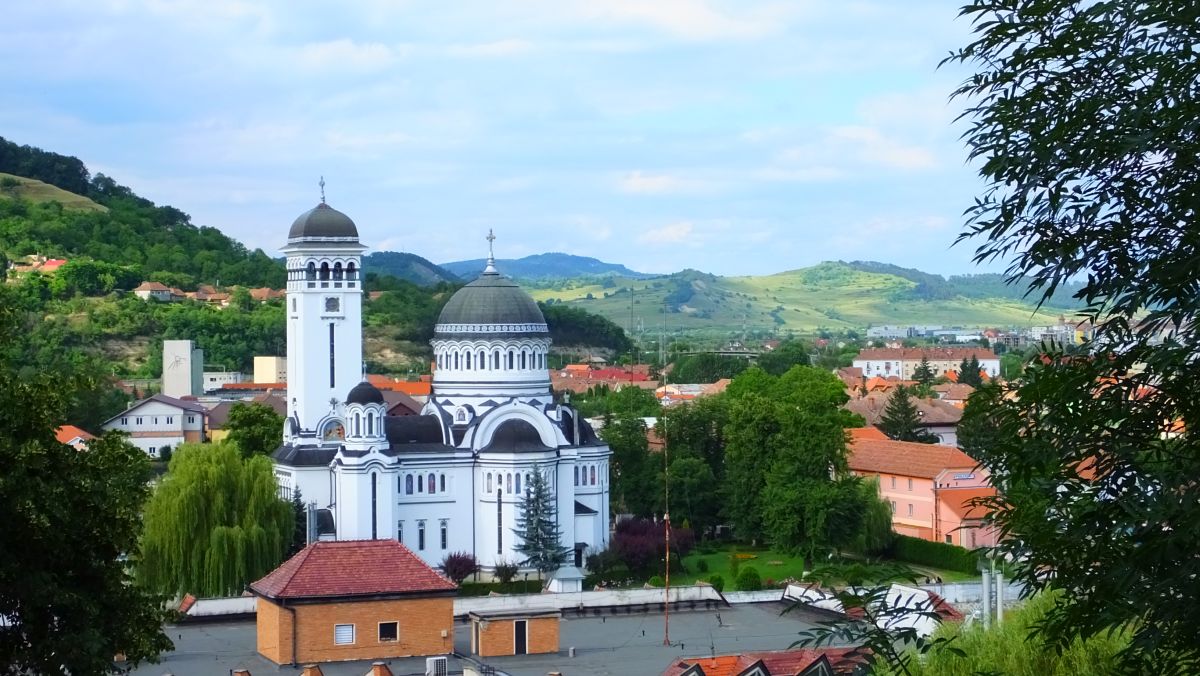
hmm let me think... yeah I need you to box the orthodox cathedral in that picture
[270,200,611,573]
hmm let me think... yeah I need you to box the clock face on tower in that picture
[325,297,340,313]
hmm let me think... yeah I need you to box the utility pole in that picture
[663,442,671,646]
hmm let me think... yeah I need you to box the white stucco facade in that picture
[273,207,611,573]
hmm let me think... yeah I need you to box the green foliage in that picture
[512,467,571,577]
[912,357,934,386]
[878,386,938,444]
[0,293,173,671]
[572,383,660,418]
[957,356,983,388]
[707,574,725,592]
[138,442,293,597]
[225,401,285,457]
[458,580,543,597]
[48,259,144,298]
[288,487,307,557]
[600,413,658,517]
[665,456,719,536]
[848,478,895,556]
[696,558,709,573]
[880,592,1127,676]
[492,560,520,584]
[735,566,762,591]
[947,1,1200,670]
[888,534,979,575]
[648,575,665,587]
[668,352,749,383]
[539,301,632,353]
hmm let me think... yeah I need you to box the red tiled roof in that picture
[250,540,456,600]
[940,486,996,521]
[55,425,95,444]
[847,426,888,441]
[662,648,863,676]
[856,347,998,361]
[40,259,67,272]
[844,393,962,426]
[135,281,171,292]
[849,437,978,479]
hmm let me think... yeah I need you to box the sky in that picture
[1,1,993,277]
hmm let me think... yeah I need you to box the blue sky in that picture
[1,1,992,277]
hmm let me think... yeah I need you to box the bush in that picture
[729,551,741,577]
[586,549,621,576]
[696,558,709,573]
[889,534,980,574]
[648,575,665,587]
[708,574,725,592]
[458,580,543,597]
[157,445,172,463]
[736,566,762,591]
[440,551,479,584]
[493,560,519,584]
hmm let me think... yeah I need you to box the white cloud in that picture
[295,39,400,72]
[579,0,794,41]
[447,39,536,57]
[618,170,706,195]
[638,221,695,245]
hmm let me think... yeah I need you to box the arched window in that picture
[319,262,330,280]
[440,474,446,492]
[478,350,485,368]
[306,261,316,280]
[405,474,413,495]
[366,411,374,436]
[520,351,527,369]
[353,412,362,437]
[507,350,514,370]
[493,350,500,369]
[346,262,357,280]
[333,262,343,280]
[486,473,493,493]
[418,474,424,493]
[574,466,579,486]
[506,473,513,493]
[465,352,472,369]
[456,409,466,423]
[515,473,521,494]
[454,350,460,370]
[591,466,597,485]
[525,473,531,489]
[428,473,436,493]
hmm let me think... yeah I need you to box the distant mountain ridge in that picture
[440,252,652,280]
[363,251,459,286]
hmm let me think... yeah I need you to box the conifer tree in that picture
[958,356,984,387]
[512,467,570,579]
[878,385,938,444]
[912,356,935,385]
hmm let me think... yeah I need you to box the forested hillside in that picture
[362,251,459,286]
[0,136,283,289]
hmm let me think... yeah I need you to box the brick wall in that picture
[256,596,453,664]
[475,616,559,657]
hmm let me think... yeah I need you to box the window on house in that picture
[379,621,398,642]
[907,504,914,516]
[890,476,896,489]
[333,624,355,645]
[418,474,424,493]
[418,521,426,550]
[149,447,157,455]
[591,466,597,485]
[440,474,446,492]
[907,478,913,491]
[135,417,143,425]
[890,501,896,512]
[945,535,953,544]
[397,521,403,542]
[121,417,128,425]
[166,416,173,424]
[153,417,158,425]
[405,475,413,495]
[506,473,512,494]
[574,466,579,486]
[428,473,436,494]
[440,520,448,549]
[515,473,521,494]
[187,415,195,424]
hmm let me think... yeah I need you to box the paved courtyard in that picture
[129,602,834,676]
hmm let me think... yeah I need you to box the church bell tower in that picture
[282,182,366,445]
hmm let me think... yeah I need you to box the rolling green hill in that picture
[531,262,1075,338]
[0,173,107,212]
[363,251,459,286]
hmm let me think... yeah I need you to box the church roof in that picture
[385,415,446,445]
[250,540,456,600]
[435,268,546,328]
[481,419,553,453]
[346,380,385,405]
[273,443,339,467]
[287,202,358,241]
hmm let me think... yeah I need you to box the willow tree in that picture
[138,441,293,597]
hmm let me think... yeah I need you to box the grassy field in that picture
[527,262,1072,338]
[671,544,978,590]
[0,172,107,212]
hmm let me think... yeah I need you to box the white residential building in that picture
[853,347,1000,380]
[102,394,207,457]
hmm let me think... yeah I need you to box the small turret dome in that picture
[346,380,385,405]
[288,203,359,240]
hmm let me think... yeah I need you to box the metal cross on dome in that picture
[319,176,326,204]
[484,229,498,273]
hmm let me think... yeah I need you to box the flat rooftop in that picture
[128,602,835,676]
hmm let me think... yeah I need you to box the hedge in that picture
[458,580,544,597]
[888,534,981,575]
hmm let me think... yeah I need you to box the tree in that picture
[912,357,934,386]
[288,486,307,557]
[878,386,938,444]
[512,467,570,579]
[665,456,718,537]
[138,442,293,597]
[757,339,813,375]
[0,288,172,672]
[956,356,983,387]
[440,552,480,584]
[947,1,1200,670]
[225,401,285,457]
[601,413,657,517]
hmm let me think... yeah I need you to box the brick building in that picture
[469,608,561,657]
[250,539,457,666]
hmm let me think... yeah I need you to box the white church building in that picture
[272,200,611,573]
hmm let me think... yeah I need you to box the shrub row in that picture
[458,580,544,597]
[888,534,981,574]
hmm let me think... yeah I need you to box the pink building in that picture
[848,428,998,548]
